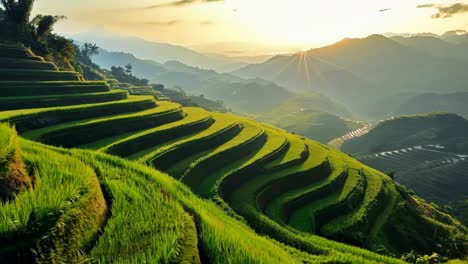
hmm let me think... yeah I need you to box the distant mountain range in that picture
[79,30,468,120]
[232,33,468,119]
[397,92,468,117]
[390,35,468,60]
[90,48,291,114]
[71,31,248,72]
[384,29,468,44]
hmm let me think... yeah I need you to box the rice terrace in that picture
[0,0,467,263]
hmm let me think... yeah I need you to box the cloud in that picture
[417,2,468,18]
[145,20,182,26]
[200,20,214,25]
[145,0,223,9]
[378,8,391,13]
[417,3,436,8]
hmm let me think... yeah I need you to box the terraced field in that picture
[357,145,468,204]
[0,45,466,262]
[328,123,372,149]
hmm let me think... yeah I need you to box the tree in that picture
[0,0,35,36]
[152,84,165,91]
[110,66,125,77]
[82,43,99,58]
[31,14,65,41]
[110,65,148,86]
[125,63,132,74]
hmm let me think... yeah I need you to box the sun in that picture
[222,0,428,49]
[223,0,365,48]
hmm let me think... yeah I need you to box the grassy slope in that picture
[135,113,240,162]
[21,101,181,142]
[340,113,468,230]
[6,138,402,263]
[90,107,212,152]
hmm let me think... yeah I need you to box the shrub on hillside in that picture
[0,124,31,200]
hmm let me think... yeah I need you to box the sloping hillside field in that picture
[0,45,466,263]
[357,145,468,205]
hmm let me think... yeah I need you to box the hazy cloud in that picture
[417,4,436,8]
[200,20,214,25]
[145,0,223,9]
[417,2,468,18]
[378,8,391,13]
[145,20,182,26]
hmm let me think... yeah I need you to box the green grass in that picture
[22,101,183,147]
[97,107,213,156]
[25,140,403,263]
[0,58,58,70]
[138,113,241,163]
[220,141,402,263]
[0,96,157,132]
[0,82,110,97]
[0,58,58,71]
[0,140,106,262]
[0,90,128,111]
[185,127,288,198]
[264,134,308,171]
[367,179,399,245]
[0,80,108,86]
[0,45,43,61]
[0,69,83,81]
[320,168,386,238]
[264,154,347,224]
[180,120,265,192]
[0,123,31,200]
[288,166,365,233]
[0,124,461,263]
[227,140,328,212]
[0,124,15,163]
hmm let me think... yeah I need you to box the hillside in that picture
[342,113,468,155]
[0,44,466,262]
[357,145,468,207]
[258,110,360,144]
[339,113,468,224]
[256,92,358,143]
[232,34,468,118]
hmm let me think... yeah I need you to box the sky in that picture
[33,0,468,55]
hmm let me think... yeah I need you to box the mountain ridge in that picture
[232,34,468,119]
[71,30,247,72]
